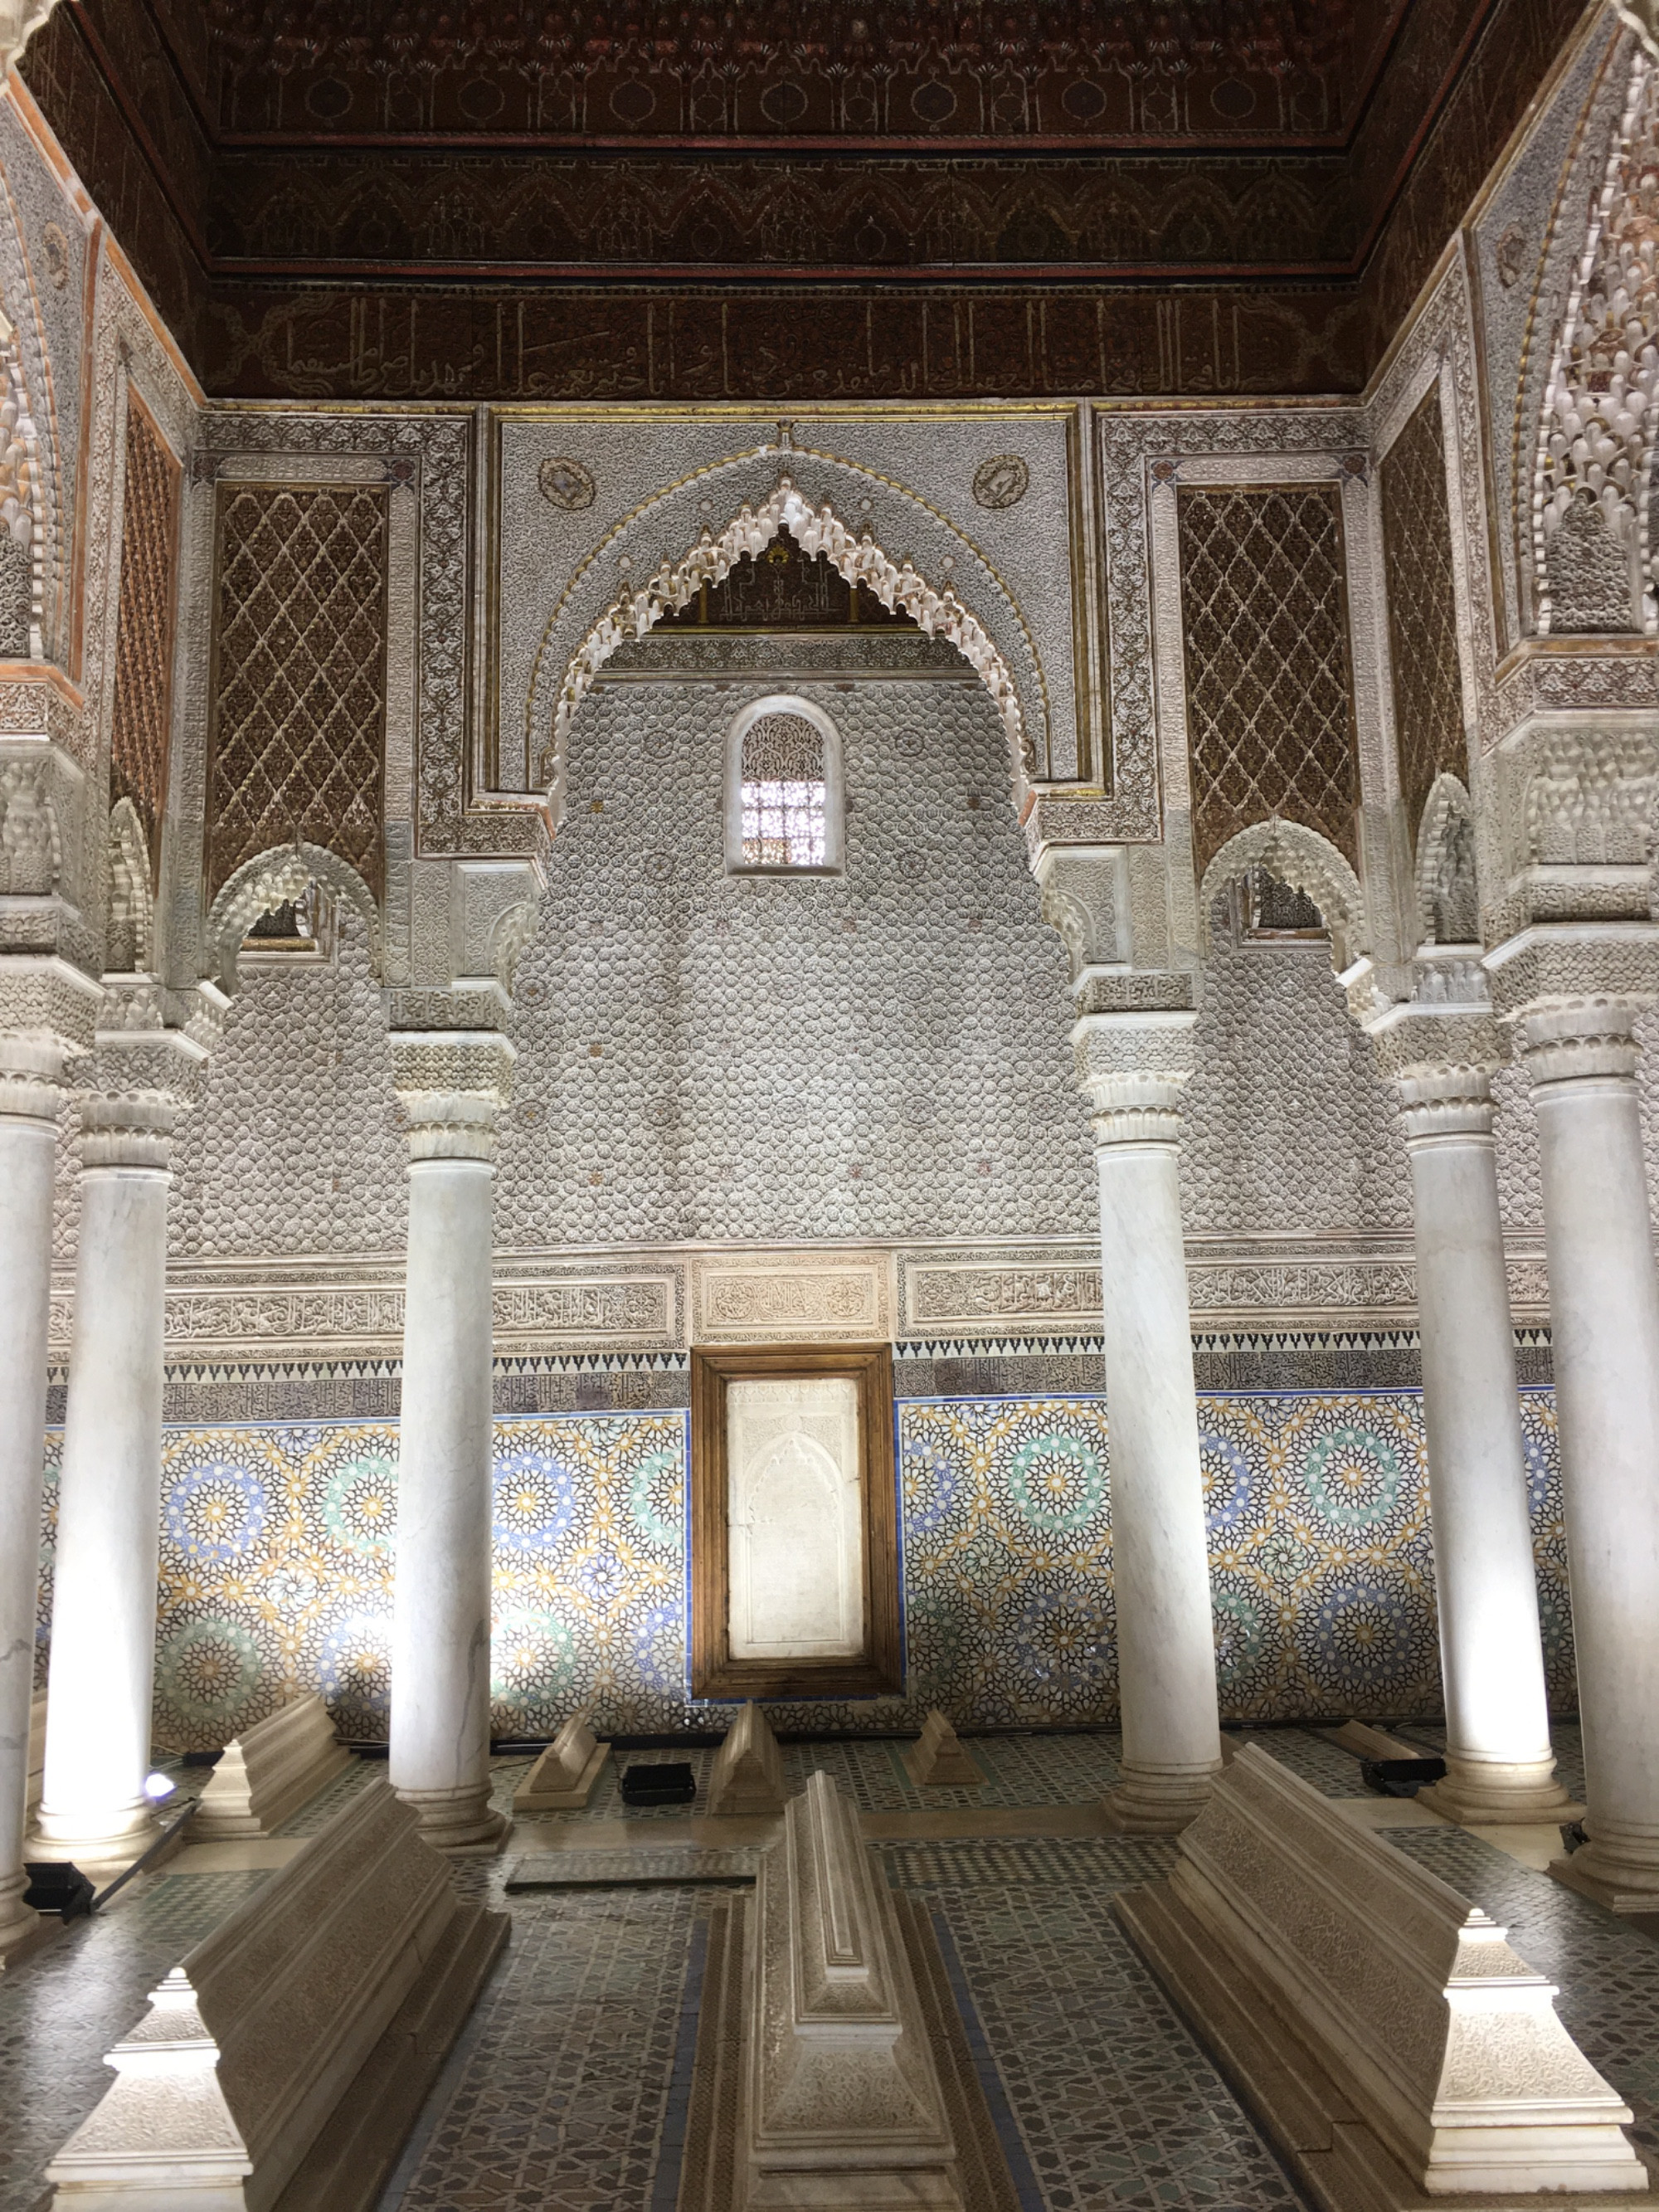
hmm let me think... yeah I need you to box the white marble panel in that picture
[727,1376,862,1660]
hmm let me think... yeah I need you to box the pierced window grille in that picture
[241,880,336,959]
[1231,867,1327,942]
[739,712,827,868]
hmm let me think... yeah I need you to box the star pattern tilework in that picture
[35,1390,1574,1747]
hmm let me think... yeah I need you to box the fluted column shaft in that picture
[0,1043,65,1956]
[1507,989,1659,1907]
[1388,1062,1564,1822]
[1076,1011,1220,1834]
[388,1029,513,1853]
[33,1095,176,1869]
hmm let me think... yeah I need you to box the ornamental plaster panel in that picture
[1366,249,1500,821]
[494,406,1083,800]
[516,450,1050,816]
[1470,7,1625,655]
[197,409,469,860]
[1151,447,1404,966]
[1092,405,1363,851]
[0,90,85,669]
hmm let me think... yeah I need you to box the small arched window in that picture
[725,696,844,874]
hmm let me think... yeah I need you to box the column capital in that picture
[1363,1001,1506,1143]
[388,1027,515,1164]
[73,987,218,1171]
[0,954,100,1124]
[1485,923,1659,1088]
[1070,1006,1197,1148]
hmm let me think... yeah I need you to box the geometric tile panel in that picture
[36,1391,1574,1750]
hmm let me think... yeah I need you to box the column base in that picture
[394,1781,510,1856]
[1416,1755,1574,1826]
[27,1796,158,1879]
[1102,1761,1220,1837]
[1550,1831,1659,1914]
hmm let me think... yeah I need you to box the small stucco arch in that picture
[1197,819,1369,972]
[1414,773,1480,946]
[105,797,153,972]
[204,841,382,992]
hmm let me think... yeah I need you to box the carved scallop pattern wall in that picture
[494,676,1092,1247]
[1181,932,1412,1233]
[164,911,406,1258]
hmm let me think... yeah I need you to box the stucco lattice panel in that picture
[494,676,1092,1248]
[32,1391,1574,1742]
[1182,934,1410,1235]
[207,484,388,900]
[164,911,406,1258]
[1379,388,1467,840]
[110,396,182,877]
[1179,485,1360,875]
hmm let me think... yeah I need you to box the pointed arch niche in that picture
[526,467,1047,826]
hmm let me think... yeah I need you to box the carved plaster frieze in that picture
[46,1255,685,1358]
[896,1236,1551,1333]
[692,1250,892,1342]
[42,1233,1558,1360]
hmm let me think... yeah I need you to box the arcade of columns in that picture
[3,11,1659,1971]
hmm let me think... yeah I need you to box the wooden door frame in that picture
[689,1342,901,1701]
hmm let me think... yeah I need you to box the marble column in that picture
[1074,1006,1221,1833]
[1379,1045,1566,1823]
[388,1026,514,1854]
[32,1092,178,1871]
[0,1035,66,1958]
[1487,933,1659,1908]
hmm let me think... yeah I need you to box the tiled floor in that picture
[0,1869,275,2212]
[2,1722,1642,2212]
[1380,1821,1659,2165]
[878,1834,1304,2212]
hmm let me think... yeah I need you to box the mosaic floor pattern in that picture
[4,1729,1634,2212]
[877,1834,1306,2212]
[1379,1821,1659,2165]
[0,1870,275,2212]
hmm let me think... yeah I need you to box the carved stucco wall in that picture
[1181,931,1411,1235]
[1472,6,1627,651]
[51,906,406,1264]
[495,675,1087,1247]
[53,659,1646,1270]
